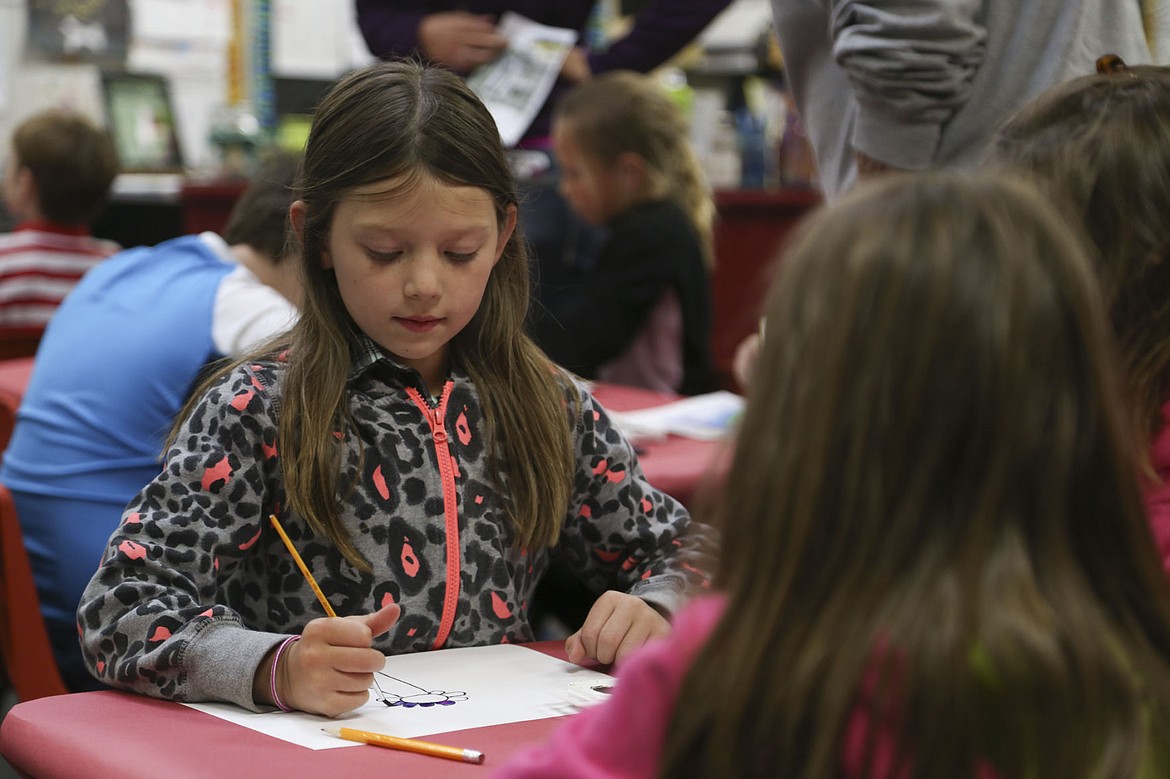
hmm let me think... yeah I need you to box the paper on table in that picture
[184,644,614,750]
[607,390,745,443]
[466,12,577,147]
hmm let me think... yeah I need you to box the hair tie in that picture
[1096,54,1130,75]
[269,635,301,712]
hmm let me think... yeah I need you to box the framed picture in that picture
[100,72,184,173]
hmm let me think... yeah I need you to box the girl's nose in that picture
[403,255,441,299]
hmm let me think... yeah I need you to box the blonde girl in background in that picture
[493,170,1170,778]
[532,70,716,396]
[77,61,714,717]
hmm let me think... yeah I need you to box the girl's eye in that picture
[366,248,403,263]
[446,251,478,263]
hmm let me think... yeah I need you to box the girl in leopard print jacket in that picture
[76,61,716,717]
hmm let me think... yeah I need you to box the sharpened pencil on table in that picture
[322,726,485,764]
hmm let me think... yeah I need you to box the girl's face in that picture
[553,120,627,225]
[303,174,515,392]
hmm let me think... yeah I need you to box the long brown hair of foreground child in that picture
[662,171,1170,776]
[490,170,1170,778]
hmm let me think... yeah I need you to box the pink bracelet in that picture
[269,635,300,712]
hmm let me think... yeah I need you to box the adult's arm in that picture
[589,0,733,75]
[830,0,986,170]
[354,0,451,59]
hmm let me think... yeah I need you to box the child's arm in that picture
[555,381,718,662]
[76,362,293,710]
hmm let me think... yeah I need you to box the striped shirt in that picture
[0,223,120,328]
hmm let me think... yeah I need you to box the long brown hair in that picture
[660,171,1170,777]
[994,66,1170,452]
[172,61,575,567]
[553,70,715,268]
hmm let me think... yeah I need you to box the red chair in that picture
[0,326,42,362]
[0,481,67,700]
[0,356,33,452]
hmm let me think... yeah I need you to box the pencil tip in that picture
[320,726,341,737]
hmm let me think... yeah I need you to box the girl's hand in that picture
[565,591,670,666]
[268,603,401,717]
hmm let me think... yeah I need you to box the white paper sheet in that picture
[466,12,577,147]
[131,0,231,45]
[607,390,745,443]
[185,644,614,750]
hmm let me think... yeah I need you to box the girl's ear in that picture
[616,151,647,202]
[5,166,40,221]
[290,200,330,269]
[493,204,518,267]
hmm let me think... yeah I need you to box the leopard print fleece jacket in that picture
[77,348,715,710]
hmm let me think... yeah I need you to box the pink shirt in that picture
[492,596,1003,779]
[491,595,723,779]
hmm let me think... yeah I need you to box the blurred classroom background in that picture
[0,0,821,389]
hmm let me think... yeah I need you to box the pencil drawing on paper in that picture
[371,670,470,708]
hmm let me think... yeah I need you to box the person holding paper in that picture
[76,62,715,717]
[354,1,731,147]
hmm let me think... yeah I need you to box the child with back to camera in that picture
[1,150,301,693]
[0,109,119,329]
[493,171,1170,778]
[993,57,1170,576]
[532,70,715,396]
[76,60,714,717]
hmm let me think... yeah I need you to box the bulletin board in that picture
[101,71,184,172]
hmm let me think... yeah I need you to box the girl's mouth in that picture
[397,317,442,333]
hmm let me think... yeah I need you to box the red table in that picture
[0,642,579,779]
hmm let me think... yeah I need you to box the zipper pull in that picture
[431,408,448,444]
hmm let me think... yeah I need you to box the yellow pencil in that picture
[269,514,337,618]
[322,726,485,764]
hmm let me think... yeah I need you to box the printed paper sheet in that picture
[466,12,577,147]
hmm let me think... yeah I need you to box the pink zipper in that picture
[405,381,460,649]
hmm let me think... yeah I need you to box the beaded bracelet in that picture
[269,635,301,712]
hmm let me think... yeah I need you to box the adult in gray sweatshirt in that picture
[771,0,1151,198]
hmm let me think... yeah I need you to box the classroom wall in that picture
[0,0,370,175]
